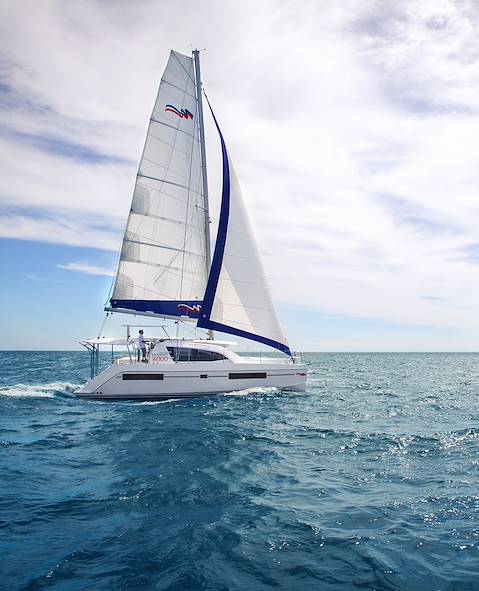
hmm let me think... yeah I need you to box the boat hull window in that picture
[229,372,267,380]
[123,373,164,380]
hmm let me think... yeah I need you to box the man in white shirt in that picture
[138,330,147,362]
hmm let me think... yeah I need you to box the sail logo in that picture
[165,104,193,119]
[177,303,202,314]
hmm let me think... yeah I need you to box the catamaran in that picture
[75,49,307,401]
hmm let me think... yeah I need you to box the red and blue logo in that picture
[177,303,202,314]
[165,104,193,119]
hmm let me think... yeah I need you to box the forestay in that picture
[110,50,207,319]
[197,109,291,356]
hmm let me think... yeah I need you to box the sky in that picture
[1,0,479,351]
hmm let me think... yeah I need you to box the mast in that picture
[193,49,214,340]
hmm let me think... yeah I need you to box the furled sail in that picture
[197,107,291,356]
[109,50,207,319]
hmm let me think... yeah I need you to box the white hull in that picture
[75,361,307,401]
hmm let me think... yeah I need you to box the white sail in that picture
[198,113,291,355]
[110,50,207,319]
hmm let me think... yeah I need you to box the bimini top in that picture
[80,337,131,346]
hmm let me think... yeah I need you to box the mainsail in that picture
[197,107,291,356]
[109,50,207,319]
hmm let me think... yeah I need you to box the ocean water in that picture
[1,352,479,591]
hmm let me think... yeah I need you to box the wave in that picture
[0,382,81,399]
[222,386,280,397]
[137,399,181,405]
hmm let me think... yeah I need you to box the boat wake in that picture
[137,399,182,405]
[222,386,280,397]
[0,382,81,399]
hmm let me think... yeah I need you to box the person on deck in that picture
[138,330,147,362]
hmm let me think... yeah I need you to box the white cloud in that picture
[57,262,114,276]
[0,211,120,250]
[25,273,64,284]
[1,0,479,342]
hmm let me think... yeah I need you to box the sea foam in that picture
[0,382,80,398]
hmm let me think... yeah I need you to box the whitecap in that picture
[222,386,279,397]
[137,399,181,405]
[0,382,81,399]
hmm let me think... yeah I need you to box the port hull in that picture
[75,362,307,401]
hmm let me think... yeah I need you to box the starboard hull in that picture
[75,362,307,401]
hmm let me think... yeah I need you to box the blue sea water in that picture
[1,352,479,590]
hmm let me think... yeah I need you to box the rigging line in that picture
[113,277,177,300]
[138,162,192,184]
[111,56,172,303]
[143,143,194,300]
[123,236,205,258]
[146,234,204,286]
[149,231,205,296]
[106,206,131,305]
[179,318,200,340]
[145,133,194,159]
[150,117,195,138]
[178,99,199,301]
[130,209,188,227]
[159,78,196,99]
[155,74,198,188]
[96,312,109,339]
[171,50,196,85]
[113,55,197,304]
[112,278,172,299]
[138,162,191,185]
[153,188,205,210]
[136,174,203,198]
[216,276,260,286]
[151,248,185,286]
[158,56,203,301]
[120,256,199,275]
[175,317,180,341]
[190,55,211,333]
[134,57,196,273]
[136,67,198,256]
[137,181,206,210]
[140,168,202,201]
[123,55,198,303]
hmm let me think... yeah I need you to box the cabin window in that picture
[166,347,227,362]
[229,372,267,380]
[123,373,164,380]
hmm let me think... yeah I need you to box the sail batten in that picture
[122,237,204,257]
[159,80,196,98]
[150,118,196,138]
[110,50,207,318]
[129,211,188,227]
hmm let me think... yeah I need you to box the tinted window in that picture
[123,373,164,380]
[167,347,226,362]
[229,372,267,379]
